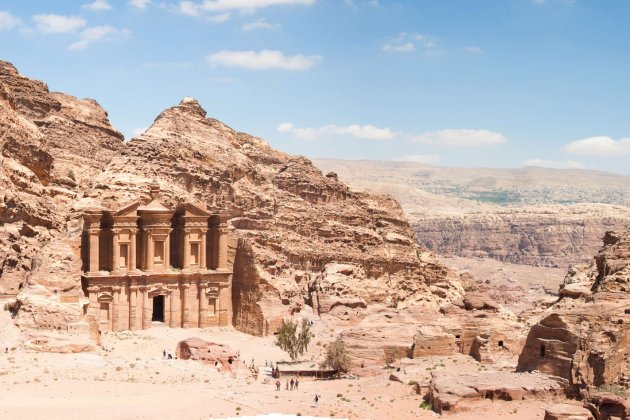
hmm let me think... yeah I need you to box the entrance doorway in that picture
[152,295,165,322]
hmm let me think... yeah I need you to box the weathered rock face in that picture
[517,229,630,396]
[313,159,630,268]
[1,62,462,339]
[412,206,630,267]
[544,403,595,420]
[88,97,462,336]
[0,61,124,300]
[427,370,565,414]
[175,337,243,374]
[341,291,526,374]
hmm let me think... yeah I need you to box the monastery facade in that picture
[81,183,232,333]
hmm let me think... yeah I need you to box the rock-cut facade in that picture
[81,182,232,335]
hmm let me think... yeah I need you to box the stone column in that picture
[88,228,100,274]
[199,230,207,270]
[170,286,180,328]
[141,286,150,329]
[164,291,171,326]
[217,226,229,270]
[181,283,190,328]
[198,283,208,328]
[112,285,121,332]
[129,230,137,271]
[183,230,190,270]
[112,229,120,273]
[164,234,171,270]
[218,285,229,326]
[129,284,138,330]
[146,232,154,271]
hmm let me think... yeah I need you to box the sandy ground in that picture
[0,317,557,420]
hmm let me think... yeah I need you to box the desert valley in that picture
[1,58,630,420]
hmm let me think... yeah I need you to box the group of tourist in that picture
[273,377,299,391]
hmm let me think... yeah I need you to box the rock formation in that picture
[517,230,630,396]
[314,159,630,268]
[0,61,462,340]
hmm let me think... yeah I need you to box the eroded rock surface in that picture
[518,229,630,396]
[1,62,462,344]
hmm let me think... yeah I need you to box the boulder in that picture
[544,403,594,420]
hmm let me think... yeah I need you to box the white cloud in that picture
[69,25,130,50]
[278,122,397,141]
[391,154,441,165]
[382,32,438,54]
[243,18,279,31]
[411,129,507,146]
[382,42,415,53]
[129,0,152,8]
[564,136,630,156]
[82,0,113,11]
[0,11,21,30]
[200,0,314,13]
[207,50,320,70]
[178,0,201,15]
[33,14,87,33]
[465,46,483,54]
[521,159,585,169]
[207,12,230,22]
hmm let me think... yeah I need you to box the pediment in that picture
[113,201,141,217]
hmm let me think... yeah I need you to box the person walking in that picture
[295,378,299,390]
[290,378,294,390]
[314,394,320,407]
[285,379,289,390]
[276,380,281,391]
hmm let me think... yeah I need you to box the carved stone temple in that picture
[81,182,232,334]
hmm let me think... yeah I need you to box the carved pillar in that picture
[199,230,207,270]
[141,286,150,329]
[129,284,138,330]
[112,229,120,273]
[217,227,228,270]
[198,283,208,328]
[218,285,229,326]
[129,230,137,271]
[164,290,171,326]
[146,232,154,271]
[112,286,121,332]
[183,230,190,269]
[181,283,190,328]
[170,286,180,328]
[88,228,100,274]
[164,234,171,270]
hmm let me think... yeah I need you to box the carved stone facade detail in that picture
[81,182,232,334]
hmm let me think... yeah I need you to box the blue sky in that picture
[1,0,630,173]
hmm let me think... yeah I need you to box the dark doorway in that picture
[152,295,165,322]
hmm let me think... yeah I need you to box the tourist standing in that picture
[276,380,281,391]
[295,378,299,390]
[290,378,294,390]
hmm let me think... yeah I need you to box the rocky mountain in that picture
[314,159,630,267]
[0,61,462,337]
[517,229,630,396]
[0,60,124,299]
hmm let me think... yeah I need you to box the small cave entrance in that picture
[540,344,546,358]
[152,295,165,322]
[498,340,504,347]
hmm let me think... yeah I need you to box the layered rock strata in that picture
[517,230,630,396]
[1,62,462,339]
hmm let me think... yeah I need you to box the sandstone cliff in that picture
[0,61,124,300]
[314,159,630,268]
[0,62,462,337]
[517,229,630,395]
